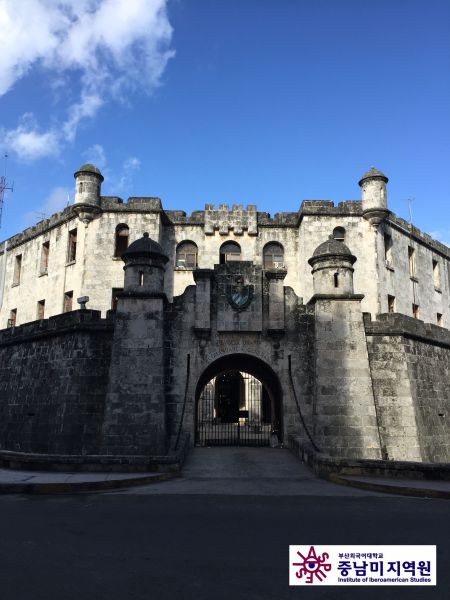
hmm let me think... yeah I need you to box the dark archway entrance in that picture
[195,354,282,447]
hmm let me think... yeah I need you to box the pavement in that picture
[0,447,449,497]
[0,469,175,494]
[0,449,448,600]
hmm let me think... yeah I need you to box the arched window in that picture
[332,227,346,242]
[114,224,129,258]
[263,242,284,269]
[176,241,198,269]
[220,242,241,264]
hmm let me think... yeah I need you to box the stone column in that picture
[266,269,287,332]
[193,269,214,333]
[101,233,169,455]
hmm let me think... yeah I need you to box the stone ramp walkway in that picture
[0,448,448,497]
[113,447,383,496]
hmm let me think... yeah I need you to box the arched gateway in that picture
[195,354,282,447]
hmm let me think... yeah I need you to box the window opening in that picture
[13,254,22,285]
[408,246,416,277]
[40,241,50,274]
[220,242,241,264]
[114,224,129,258]
[64,291,73,313]
[263,242,284,269]
[176,241,198,269]
[7,308,17,328]
[68,229,77,262]
[332,227,346,242]
[388,295,395,313]
[37,300,45,320]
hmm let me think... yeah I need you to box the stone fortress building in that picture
[0,164,449,466]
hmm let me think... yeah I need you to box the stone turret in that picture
[308,236,356,296]
[122,232,168,295]
[101,233,169,456]
[308,237,382,460]
[73,163,104,224]
[359,167,389,225]
[74,163,103,205]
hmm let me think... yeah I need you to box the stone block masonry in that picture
[0,310,113,454]
[365,313,450,462]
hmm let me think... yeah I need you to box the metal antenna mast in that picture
[0,154,14,229]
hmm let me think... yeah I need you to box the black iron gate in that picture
[196,370,273,446]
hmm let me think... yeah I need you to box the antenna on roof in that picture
[0,154,14,229]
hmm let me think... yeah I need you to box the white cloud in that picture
[83,143,107,170]
[23,185,71,226]
[0,0,174,160]
[116,156,141,191]
[3,113,60,161]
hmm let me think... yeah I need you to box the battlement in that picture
[100,196,162,211]
[363,312,450,347]
[204,203,258,235]
[0,309,113,346]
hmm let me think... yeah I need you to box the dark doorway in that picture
[215,371,243,423]
[195,355,282,447]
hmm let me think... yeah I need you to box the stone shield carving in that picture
[226,276,254,311]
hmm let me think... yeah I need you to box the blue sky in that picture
[0,0,449,245]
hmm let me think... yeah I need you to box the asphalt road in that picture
[0,449,447,600]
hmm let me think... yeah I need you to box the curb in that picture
[328,473,450,499]
[0,472,177,495]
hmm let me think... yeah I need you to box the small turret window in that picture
[263,242,284,269]
[139,271,144,286]
[334,272,339,288]
[176,241,198,269]
[332,227,346,242]
[220,242,241,264]
[78,182,83,193]
[114,224,129,258]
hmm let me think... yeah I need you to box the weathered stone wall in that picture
[312,297,382,459]
[163,263,316,446]
[377,217,450,326]
[0,310,113,454]
[1,193,449,331]
[365,313,450,462]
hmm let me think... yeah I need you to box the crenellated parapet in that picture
[204,203,258,236]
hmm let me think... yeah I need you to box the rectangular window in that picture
[432,259,441,289]
[37,299,45,320]
[384,234,392,264]
[412,303,419,319]
[437,313,443,327]
[63,290,73,313]
[408,246,416,278]
[40,241,50,274]
[111,288,123,311]
[13,254,22,285]
[7,308,17,328]
[387,295,395,313]
[67,229,77,263]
